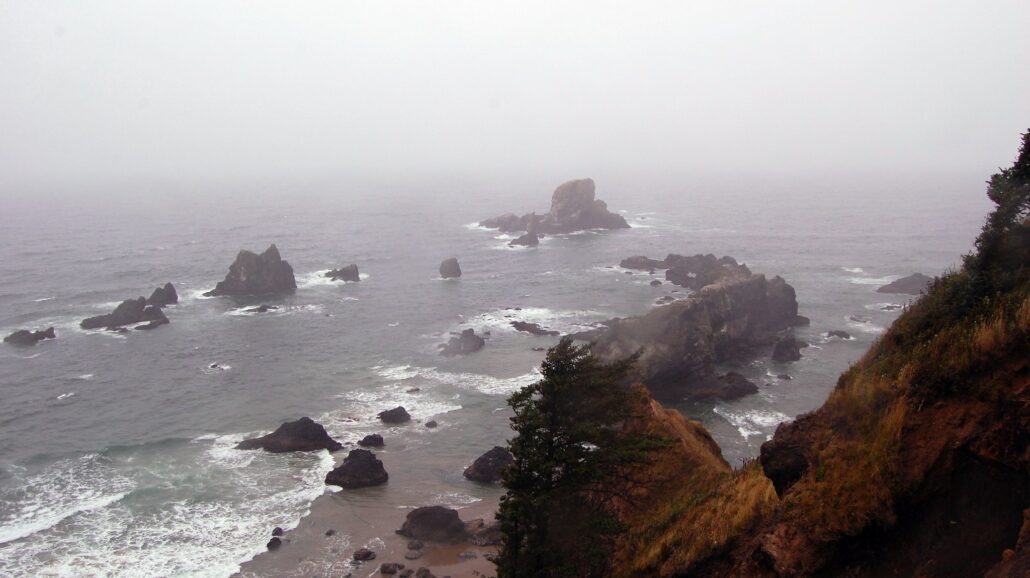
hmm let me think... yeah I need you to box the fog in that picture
[1,1,1029,197]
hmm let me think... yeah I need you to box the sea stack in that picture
[325,264,360,282]
[81,298,169,330]
[235,417,343,453]
[439,328,486,356]
[204,244,296,297]
[439,258,461,279]
[325,449,388,488]
[146,282,178,307]
[480,178,630,234]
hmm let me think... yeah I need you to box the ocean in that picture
[0,176,990,576]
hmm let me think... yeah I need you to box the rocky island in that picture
[480,178,630,234]
[584,254,804,400]
[204,244,296,297]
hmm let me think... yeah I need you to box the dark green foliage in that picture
[495,337,667,578]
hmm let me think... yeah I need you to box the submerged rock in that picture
[463,446,514,483]
[4,327,56,346]
[827,330,852,339]
[243,304,278,313]
[877,273,933,295]
[325,264,360,282]
[480,178,630,235]
[396,506,468,543]
[204,244,296,297]
[439,328,485,356]
[378,406,412,424]
[81,298,168,330]
[236,417,343,453]
[326,449,389,488]
[439,258,461,279]
[510,321,559,336]
[772,335,809,363]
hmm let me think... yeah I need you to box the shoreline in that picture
[234,447,501,578]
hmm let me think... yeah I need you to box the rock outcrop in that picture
[508,231,539,247]
[378,407,411,424]
[358,433,385,447]
[204,244,296,297]
[439,258,461,279]
[826,330,852,340]
[81,298,169,330]
[480,178,629,235]
[396,506,468,543]
[236,417,343,452]
[463,446,514,483]
[325,449,388,488]
[439,328,485,356]
[621,256,669,270]
[510,321,559,336]
[588,265,801,400]
[771,335,808,363]
[876,272,933,295]
[4,327,56,346]
[145,282,178,307]
[325,264,360,282]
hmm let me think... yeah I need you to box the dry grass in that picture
[615,463,777,577]
[973,311,1008,357]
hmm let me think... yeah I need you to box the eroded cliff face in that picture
[588,270,799,400]
[612,216,1030,577]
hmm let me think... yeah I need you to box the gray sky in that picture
[1,1,1028,193]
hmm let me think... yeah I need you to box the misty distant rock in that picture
[204,244,296,297]
[508,231,539,247]
[146,283,178,307]
[877,273,932,295]
[81,298,169,330]
[439,257,461,279]
[325,264,360,282]
[480,178,630,235]
[4,327,55,346]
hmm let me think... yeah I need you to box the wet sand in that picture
[234,441,501,578]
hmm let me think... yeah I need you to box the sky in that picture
[1,1,1029,194]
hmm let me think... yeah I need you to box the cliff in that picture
[610,131,1030,577]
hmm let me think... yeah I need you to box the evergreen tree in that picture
[495,337,666,578]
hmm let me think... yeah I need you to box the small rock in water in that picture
[353,547,376,561]
[777,374,792,380]
[380,562,405,575]
[271,526,284,537]
[425,420,438,429]
[459,551,477,560]
[650,279,662,287]
[406,387,421,393]
[378,407,411,424]
[826,330,852,339]
[407,540,424,550]
[404,549,423,560]
[357,433,385,447]
[266,537,282,550]
[325,529,336,536]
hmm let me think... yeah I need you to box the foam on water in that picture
[373,363,540,396]
[713,407,791,440]
[0,439,336,577]
[848,274,899,286]
[463,306,604,335]
[845,315,886,334]
[842,267,864,273]
[77,373,94,380]
[56,392,75,401]
[32,297,54,302]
